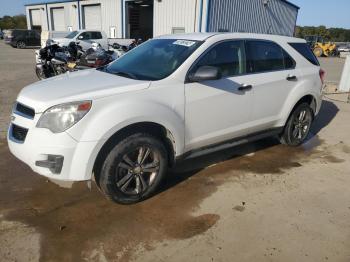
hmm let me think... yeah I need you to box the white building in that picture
[25,0,299,39]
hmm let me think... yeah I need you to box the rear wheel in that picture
[99,133,168,204]
[280,103,313,146]
[16,41,26,49]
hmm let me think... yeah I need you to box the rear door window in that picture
[195,40,246,77]
[91,32,102,39]
[246,40,285,73]
[289,42,320,66]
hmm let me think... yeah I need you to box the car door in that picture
[185,40,254,151]
[245,40,298,131]
[77,32,93,50]
[34,31,41,46]
[91,31,107,49]
[25,31,34,46]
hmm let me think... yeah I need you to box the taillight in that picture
[319,69,325,84]
[95,58,105,66]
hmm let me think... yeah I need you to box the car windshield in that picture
[104,39,202,81]
[65,31,79,39]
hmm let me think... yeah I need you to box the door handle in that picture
[286,75,297,81]
[238,84,253,91]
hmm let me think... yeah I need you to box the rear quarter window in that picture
[289,43,320,66]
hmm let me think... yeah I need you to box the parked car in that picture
[4,29,41,48]
[338,44,350,53]
[52,30,109,50]
[8,33,323,204]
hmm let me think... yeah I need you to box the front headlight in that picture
[36,101,92,133]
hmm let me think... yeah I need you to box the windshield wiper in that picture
[98,66,139,80]
[113,71,138,80]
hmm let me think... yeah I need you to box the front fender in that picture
[67,98,185,181]
[66,98,185,155]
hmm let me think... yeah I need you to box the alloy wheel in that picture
[17,41,25,48]
[115,146,160,195]
[291,109,312,143]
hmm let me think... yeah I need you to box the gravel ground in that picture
[0,41,37,139]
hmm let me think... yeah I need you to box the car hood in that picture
[17,69,151,113]
[53,38,70,45]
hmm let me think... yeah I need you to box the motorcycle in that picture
[35,41,69,80]
[78,42,118,68]
[35,40,126,80]
[35,41,89,80]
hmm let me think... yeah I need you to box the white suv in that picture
[8,33,324,204]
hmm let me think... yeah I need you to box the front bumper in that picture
[7,111,99,181]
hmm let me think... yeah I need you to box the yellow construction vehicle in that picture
[305,35,338,57]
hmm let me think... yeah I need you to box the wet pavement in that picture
[1,100,349,261]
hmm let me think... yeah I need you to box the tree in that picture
[295,25,350,42]
[0,15,27,30]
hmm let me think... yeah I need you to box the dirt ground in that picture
[0,41,350,262]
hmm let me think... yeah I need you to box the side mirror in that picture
[188,66,221,82]
[78,35,83,40]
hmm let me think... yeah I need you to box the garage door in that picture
[83,4,102,30]
[30,9,42,26]
[51,7,65,31]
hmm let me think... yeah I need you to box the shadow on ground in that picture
[162,100,339,193]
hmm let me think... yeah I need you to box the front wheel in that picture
[35,66,47,80]
[16,41,26,49]
[280,103,314,146]
[99,133,168,204]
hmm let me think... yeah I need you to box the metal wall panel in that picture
[79,0,121,37]
[82,4,102,30]
[48,2,77,31]
[30,9,42,25]
[27,6,47,30]
[25,0,298,37]
[206,0,298,36]
[153,0,198,37]
[51,7,65,30]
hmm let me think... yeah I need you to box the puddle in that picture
[0,135,346,261]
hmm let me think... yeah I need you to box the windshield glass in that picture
[105,39,202,80]
[65,31,79,39]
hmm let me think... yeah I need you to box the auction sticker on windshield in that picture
[173,40,196,47]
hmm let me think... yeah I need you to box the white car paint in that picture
[8,33,323,181]
[52,30,108,50]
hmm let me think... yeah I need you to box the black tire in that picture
[99,133,168,204]
[16,41,26,49]
[35,66,47,80]
[280,103,313,146]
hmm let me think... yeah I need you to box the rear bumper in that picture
[4,40,14,45]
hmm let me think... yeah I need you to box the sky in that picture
[1,0,350,29]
